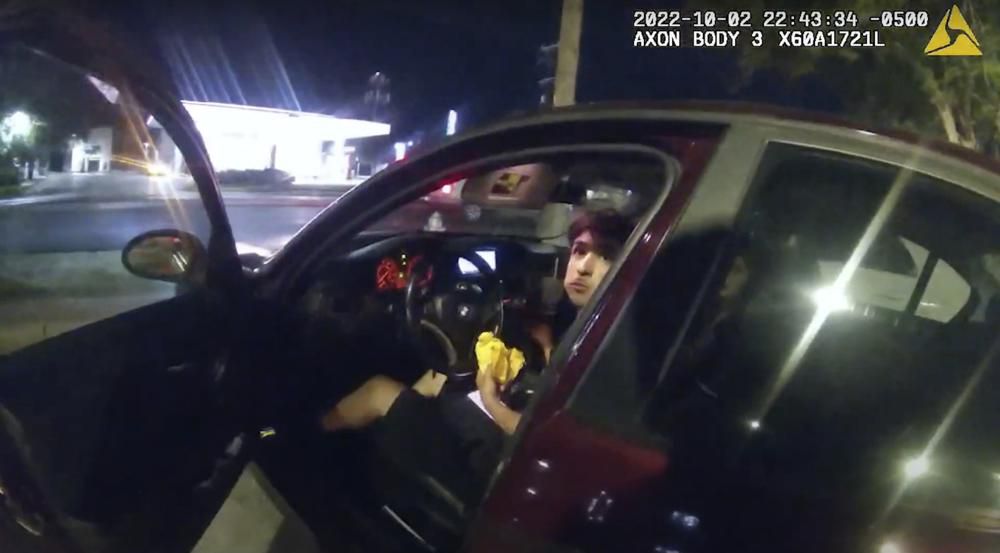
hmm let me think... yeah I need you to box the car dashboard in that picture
[373,250,430,292]
[372,247,500,291]
[300,233,565,322]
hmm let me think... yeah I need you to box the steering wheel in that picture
[405,250,504,382]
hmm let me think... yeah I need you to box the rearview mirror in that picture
[122,229,207,283]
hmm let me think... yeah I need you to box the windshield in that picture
[366,156,667,242]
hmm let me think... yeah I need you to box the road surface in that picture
[1,198,334,254]
[2,171,348,253]
[0,172,350,353]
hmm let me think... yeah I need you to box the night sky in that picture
[79,0,842,140]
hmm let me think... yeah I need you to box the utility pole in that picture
[536,44,557,107]
[553,0,583,107]
[364,72,391,122]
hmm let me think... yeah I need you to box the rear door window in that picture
[568,142,1000,550]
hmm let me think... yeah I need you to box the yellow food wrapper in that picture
[475,332,525,385]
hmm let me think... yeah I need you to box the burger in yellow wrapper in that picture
[474,332,525,385]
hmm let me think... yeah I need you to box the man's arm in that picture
[475,369,522,435]
[481,389,522,434]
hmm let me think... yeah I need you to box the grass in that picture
[0,251,175,299]
[0,275,44,297]
[0,185,22,199]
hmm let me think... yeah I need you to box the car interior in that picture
[251,152,669,551]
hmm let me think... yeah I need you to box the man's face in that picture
[563,231,613,308]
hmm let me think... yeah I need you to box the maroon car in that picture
[1,10,998,553]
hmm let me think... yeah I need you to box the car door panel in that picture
[0,291,250,551]
[466,132,721,551]
[0,14,254,552]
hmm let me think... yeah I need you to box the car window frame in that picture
[258,119,727,293]
[3,24,240,256]
[560,131,1000,447]
[0,44,244,355]
[270,142,680,301]
[465,122,1000,553]
[345,150,669,243]
[552,124,767,437]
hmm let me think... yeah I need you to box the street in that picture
[1,197,331,253]
[2,171,347,253]
[0,171,350,353]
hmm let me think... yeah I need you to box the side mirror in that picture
[122,229,207,283]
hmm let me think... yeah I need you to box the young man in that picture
[319,209,633,501]
[320,209,632,433]
[472,208,632,434]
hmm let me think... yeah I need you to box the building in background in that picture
[150,101,390,184]
[66,127,112,172]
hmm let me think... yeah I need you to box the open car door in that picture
[0,10,259,553]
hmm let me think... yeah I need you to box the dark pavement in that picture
[0,172,351,254]
[0,199,333,254]
[0,171,351,353]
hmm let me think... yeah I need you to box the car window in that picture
[568,143,1000,546]
[0,46,212,354]
[364,152,666,244]
[813,235,971,322]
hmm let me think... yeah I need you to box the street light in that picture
[537,44,558,107]
[879,541,903,553]
[903,456,930,480]
[365,72,391,122]
[2,111,33,142]
[446,109,457,136]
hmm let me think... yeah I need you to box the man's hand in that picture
[476,366,500,401]
[476,370,521,435]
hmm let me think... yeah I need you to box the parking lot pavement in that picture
[0,171,359,208]
[0,251,174,353]
[193,464,322,553]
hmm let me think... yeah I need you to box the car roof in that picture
[444,100,1000,180]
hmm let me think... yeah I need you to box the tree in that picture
[693,0,1000,151]
[0,45,116,164]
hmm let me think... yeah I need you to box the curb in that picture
[0,193,80,208]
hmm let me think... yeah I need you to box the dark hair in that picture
[568,208,634,260]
